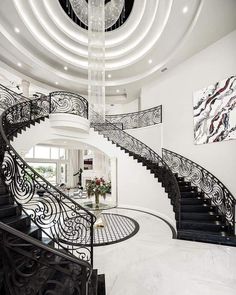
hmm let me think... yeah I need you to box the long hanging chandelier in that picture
[68,0,125,123]
[88,0,105,122]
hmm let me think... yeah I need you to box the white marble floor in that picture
[94,208,236,295]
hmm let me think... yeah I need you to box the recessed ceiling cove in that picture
[0,0,235,101]
[59,0,134,31]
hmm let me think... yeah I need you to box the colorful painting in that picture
[193,76,236,144]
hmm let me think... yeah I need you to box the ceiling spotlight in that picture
[64,66,68,71]
[17,62,22,67]
[107,74,112,78]
[55,82,59,85]
[182,6,188,14]
[116,89,120,93]
[148,59,153,64]
[14,27,20,33]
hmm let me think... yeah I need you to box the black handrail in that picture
[162,148,236,234]
[0,91,95,264]
[0,222,91,295]
[92,113,181,223]
[0,84,29,110]
[105,105,162,130]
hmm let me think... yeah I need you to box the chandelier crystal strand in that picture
[88,0,105,123]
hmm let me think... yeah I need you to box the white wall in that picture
[106,98,139,115]
[141,30,236,196]
[12,117,175,226]
[127,125,163,156]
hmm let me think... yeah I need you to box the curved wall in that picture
[11,115,176,227]
[141,30,236,197]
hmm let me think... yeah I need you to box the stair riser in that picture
[0,195,13,206]
[177,233,236,247]
[179,223,227,232]
[180,192,204,198]
[0,206,21,219]
[181,213,222,221]
[0,187,8,194]
[179,186,197,192]
[181,206,216,213]
[5,216,31,230]
[180,199,210,205]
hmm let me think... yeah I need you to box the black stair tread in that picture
[1,214,30,226]
[181,204,216,212]
[178,229,228,237]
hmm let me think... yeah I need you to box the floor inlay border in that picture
[93,213,140,246]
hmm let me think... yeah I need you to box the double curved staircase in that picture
[0,85,235,294]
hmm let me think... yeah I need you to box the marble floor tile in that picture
[93,208,236,295]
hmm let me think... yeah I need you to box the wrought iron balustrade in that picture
[92,115,181,221]
[0,84,29,110]
[106,105,162,130]
[162,148,236,233]
[0,91,95,264]
[0,222,91,295]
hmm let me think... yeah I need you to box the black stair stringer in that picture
[93,120,236,247]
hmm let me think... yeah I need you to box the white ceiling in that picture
[0,0,236,102]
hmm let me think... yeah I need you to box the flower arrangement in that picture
[86,177,111,204]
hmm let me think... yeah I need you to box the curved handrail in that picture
[0,84,29,110]
[92,113,181,222]
[105,105,162,130]
[0,91,95,264]
[0,221,91,294]
[162,148,236,233]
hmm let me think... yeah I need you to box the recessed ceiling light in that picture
[182,6,188,14]
[116,89,120,93]
[64,66,68,71]
[17,62,22,67]
[148,59,153,64]
[107,74,112,78]
[63,141,67,144]
[14,27,20,33]
[55,82,59,85]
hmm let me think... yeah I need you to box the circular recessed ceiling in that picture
[0,0,235,101]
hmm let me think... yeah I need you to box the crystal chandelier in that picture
[88,0,105,122]
[68,0,125,123]
[69,0,125,30]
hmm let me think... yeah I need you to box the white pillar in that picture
[21,79,30,98]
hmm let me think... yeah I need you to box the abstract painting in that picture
[193,75,236,144]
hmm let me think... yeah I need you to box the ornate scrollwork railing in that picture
[0,222,91,295]
[0,84,29,110]
[162,148,236,233]
[50,91,89,119]
[92,116,181,221]
[0,90,95,264]
[106,105,162,130]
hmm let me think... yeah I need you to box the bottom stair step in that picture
[177,229,236,246]
[97,274,106,295]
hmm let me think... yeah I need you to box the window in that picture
[28,163,57,184]
[25,145,69,185]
